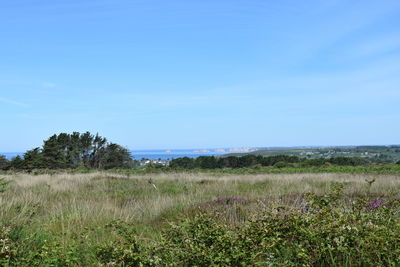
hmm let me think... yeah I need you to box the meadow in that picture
[1,171,399,266]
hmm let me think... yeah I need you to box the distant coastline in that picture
[1,149,232,161]
[3,145,399,161]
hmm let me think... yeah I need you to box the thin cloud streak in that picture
[42,82,57,88]
[0,97,29,107]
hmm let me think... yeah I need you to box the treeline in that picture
[169,155,382,169]
[0,132,133,170]
[2,135,400,171]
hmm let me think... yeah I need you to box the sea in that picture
[130,149,228,160]
[1,149,230,161]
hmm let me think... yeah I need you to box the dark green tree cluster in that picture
[1,132,133,170]
[0,155,8,169]
[169,155,370,169]
[170,155,298,169]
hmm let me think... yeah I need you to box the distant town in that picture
[135,145,400,167]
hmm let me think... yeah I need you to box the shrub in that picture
[97,185,400,266]
[0,226,17,265]
[274,161,289,168]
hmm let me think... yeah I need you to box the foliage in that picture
[96,186,400,266]
[0,155,8,168]
[0,226,17,265]
[170,154,373,170]
[253,145,400,163]
[0,226,82,266]
[1,172,400,266]
[20,239,80,266]
[96,220,154,266]
[1,132,133,170]
[5,156,24,170]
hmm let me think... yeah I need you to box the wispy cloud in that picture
[42,82,57,88]
[0,97,28,107]
[355,34,400,57]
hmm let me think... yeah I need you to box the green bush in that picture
[21,240,80,266]
[274,161,289,168]
[97,186,400,266]
[0,226,17,265]
[2,183,399,266]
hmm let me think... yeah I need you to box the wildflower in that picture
[368,198,384,210]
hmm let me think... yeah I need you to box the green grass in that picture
[116,163,400,175]
[1,171,399,266]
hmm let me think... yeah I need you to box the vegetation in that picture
[230,145,400,162]
[129,163,400,175]
[0,172,399,266]
[1,133,399,265]
[1,133,399,175]
[170,154,373,169]
[1,132,133,170]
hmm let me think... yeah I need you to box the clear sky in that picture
[1,0,399,151]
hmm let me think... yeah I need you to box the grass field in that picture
[1,172,400,266]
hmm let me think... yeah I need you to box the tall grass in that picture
[1,172,399,265]
[2,172,400,227]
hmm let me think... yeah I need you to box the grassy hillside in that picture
[1,172,399,266]
[225,145,400,162]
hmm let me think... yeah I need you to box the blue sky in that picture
[1,0,400,151]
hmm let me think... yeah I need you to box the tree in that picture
[170,157,195,169]
[90,133,107,169]
[236,155,258,168]
[99,143,132,169]
[23,148,45,170]
[42,134,67,169]
[328,157,368,166]
[8,132,133,170]
[8,156,24,170]
[195,156,218,169]
[80,131,94,167]
[0,155,8,169]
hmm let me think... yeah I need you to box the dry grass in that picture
[0,171,399,266]
[1,172,399,237]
